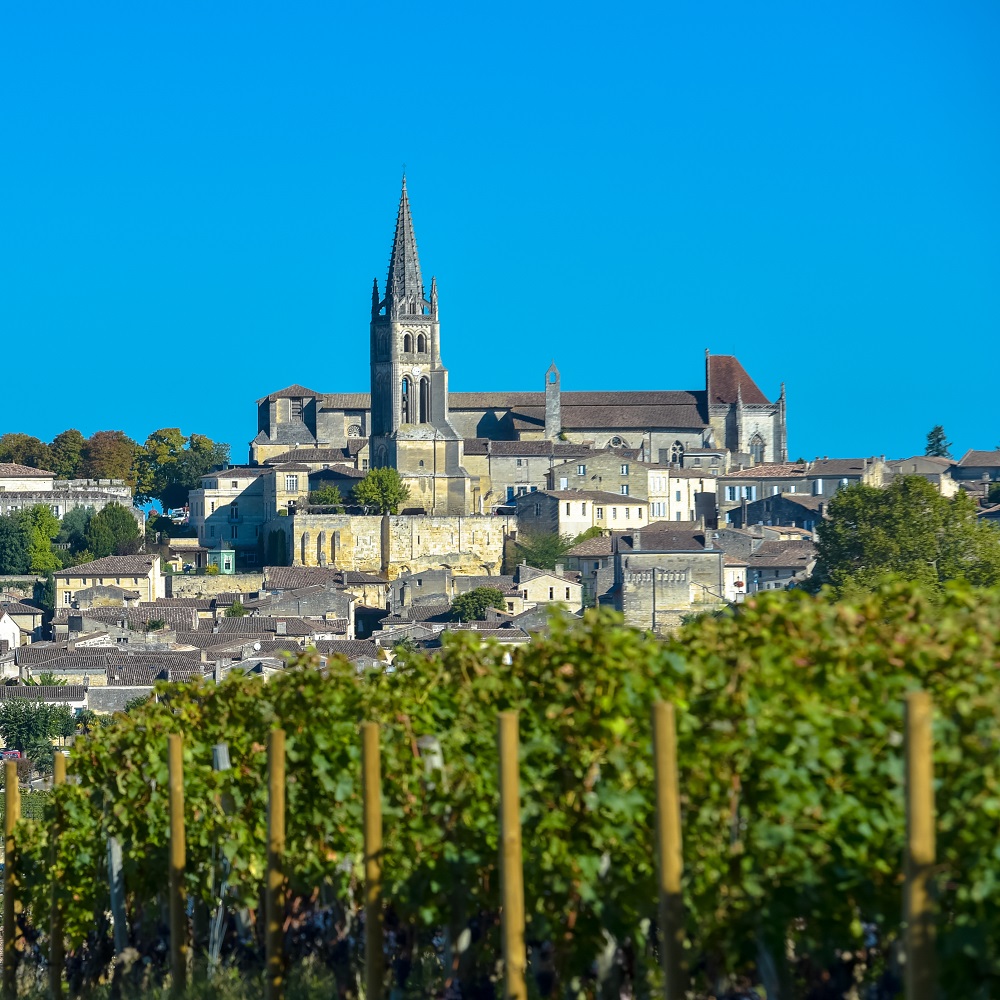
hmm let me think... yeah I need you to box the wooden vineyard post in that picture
[498,711,527,1000]
[361,722,383,1000]
[265,729,286,1000]
[904,690,936,1000]
[168,733,187,997]
[652,701,686,1000]
[3,760,21,1000]
[49,752,67,999]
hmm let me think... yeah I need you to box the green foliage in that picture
[0,516,30,574]
[57,506,92,553]
[124,694,151,713]
[14,504,62,573]
[0,433,53,470]
[988,482,1000,506]
[85,502,141,558]
[81,430,139,485]
[514,530,574,570]
[308,484,343,508]
[925,424,953,458]
[450,586,506,621]
[135,428,230,508]
[224,600,247,618]
[351,467,411,514]
[9,584,1000,996]
[0,700,72,752]
[811,475,1000,596]
[49,429,86,478]
[32,672,66,687]
[145,619,166,632]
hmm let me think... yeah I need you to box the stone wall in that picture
[619,550,725,635]
[273,513,508,580]
[166,573,264,598]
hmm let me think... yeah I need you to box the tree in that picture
[57,506,92,553]
[0,517,30,574]
[135,429,230,508]
[925,425,953,458]
[0,433,53,470]
[81,431,139,485]
[308,484,344,508]
[49,429,86,479]
[810,474,1000,595]
[0,700,58,753]
[32,672,66,687]
[85,503,140,558]
[352,467,411,514]
[451,586,507,621]
[515,531,575,570]
[14,504,61,573]
[988,482,1000,506]
[224,600,247,618]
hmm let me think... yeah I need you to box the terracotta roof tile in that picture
[708,356,770,405]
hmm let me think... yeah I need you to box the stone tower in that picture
[544,362,561,440]
[369,178,476,514]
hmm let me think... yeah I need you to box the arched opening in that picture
[300,531,310,565]
[419,377,429,423]
[417,333,427,353]
[749,434,765,464]
[401,377,411,423]
[317,531,327,565]
[670,440,685,464]
[403,333,412,353]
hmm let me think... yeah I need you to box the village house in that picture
[884,456,959,496]
[0,463,139,525]
[54,554,163,608]
[745,540,817,593]
[953,449,1000,483]
[512,489,648,537]
[513,564,584,612]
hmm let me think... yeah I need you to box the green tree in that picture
[15,504,61,573]
[57,506,92,553]
[32,672,67,687]
[352,467,411,514]
[0,517,30,574]
[135,428,230,508]
[308,484,344,507]
[85,503,141,558]
[987,482,1000,506]
[810,474,1000,595]
[0,700,59,752]
[49,429,86,479]
[40,571,56,616]
[224,600,247,618]
[925,424,953,458]
[515,530,575,570]
[0,433,54,470]
[81,430,139,485]
[450,586,507,621]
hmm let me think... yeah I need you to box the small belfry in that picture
[368,176,475,514]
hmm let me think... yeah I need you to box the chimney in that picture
[554,562,565,577]
[276,620,287,636]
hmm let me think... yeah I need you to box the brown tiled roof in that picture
[747,541,816,568]
[264,566,341,590]
[462,438,490,456]
[314,639,383,661]
[756,493,827,511]
[565,536,613,557]
[257,384,323,403]
[0,463,55,478]
[808,459,872,476]
[55,554,156,578]
[79,606,200,629]
[264,449,355,465]
[0,600,44,616]
[346,438,369,455]
[320,394,372,410]
[708,356,770,405]
[958,449,1000,468]
[516,489,646,505]
[0,685,86,701]
[342,571,390,585]
[632,528,707,551]
[720,463,807,480]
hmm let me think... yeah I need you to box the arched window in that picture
[347,423,362,437]
[403,333,412,353]
[749,434,765,464]
[419,377,429,423]
[401,377,411,423]
[670,440,685,464]
[417,333,427,353]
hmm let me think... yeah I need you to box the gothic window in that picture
[419,377,429,423]
[401,377,411,422]
[670,440,685,464]
[417,333,427,353]
[750,434,765,464]
[403,333,412,353]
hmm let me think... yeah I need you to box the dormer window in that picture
[290,399,303,420]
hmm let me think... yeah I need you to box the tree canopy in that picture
[85,503,141,558]
[135,428,229,508]
[0,433,54,470]
[15,505,62,573]
[49,429,86,478]
[810,474,1000,595]
[0,517,30,574]
[925,424,953,458]
[352,467,411,514]
[308,484,344,508]
[451,586,507,621]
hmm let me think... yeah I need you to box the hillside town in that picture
[1,181,998,719]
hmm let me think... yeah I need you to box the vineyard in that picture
[1,580,998,999]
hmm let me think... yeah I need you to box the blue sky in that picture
[2,1,997,463]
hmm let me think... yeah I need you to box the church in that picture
[250,179,788,515]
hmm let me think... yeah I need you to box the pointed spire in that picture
[371,278,380,318]
[429,275,438,317]
[386,175,425,317]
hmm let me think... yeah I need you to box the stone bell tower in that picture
[369,177,476,514]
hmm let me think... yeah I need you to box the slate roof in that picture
[197,617,329,637]
[264,566,341,590]
[0,685,85,701]
[320,394,372,410]
[808,458,873,476]
[256,384,323,403]
[756,493,827,511]
[71,606,200,630]
[314,639,384,662]
[342,571,390,585]
[515,489,647,505]
[0,600,44,616]
[0,463,54,478]
[958,449,1000,468]
[565,536,614,557]
[708,356,771,405]
[265,449,356,465]
[380,603,453,625]
[720,463,807,480]
[747,541,817,569]
[631,528,708,551]
[55,555,157,578]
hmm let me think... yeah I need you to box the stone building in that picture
[0,463,138,524]
[249,180,789,511]
[512,489,649,536]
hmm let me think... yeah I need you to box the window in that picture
[516,458,523,467]
[581,503,587,515]
[772,485,780,496]
[403,333,413,352]
[693,457,702,466]
[749,435,765,464]
[676,511,682,521]
[285,475,298,492]
[620,464,629,475]
[559,477,568,489]
[670,440,685,463]
[611,507,618,520]
[50,505,60,517]
[743,486,756,500]
[210,501,216,513]
[401,377,411,422]
[231,480,238,488]
[506,487,515,500]
[638,509,643,519]
[577,464,586,475]
[548,587,554,599]
[618,484,628,496]
[362,459,369,471]
[625,507,630,519]
[534,504,541,516]
[417,333,427,353]
[290,399,303,419]
[565,502,571,515]
[63,593,71,605]
[813,479,824,495]
[726,486,737,502]
[675,490,681,502]
[210,526,215,537]
[230,503,239,520]
[565,587,570,599]
[596,507,604,519]
[232,526,238,538]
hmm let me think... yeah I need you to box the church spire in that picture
[385,175,426,318]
